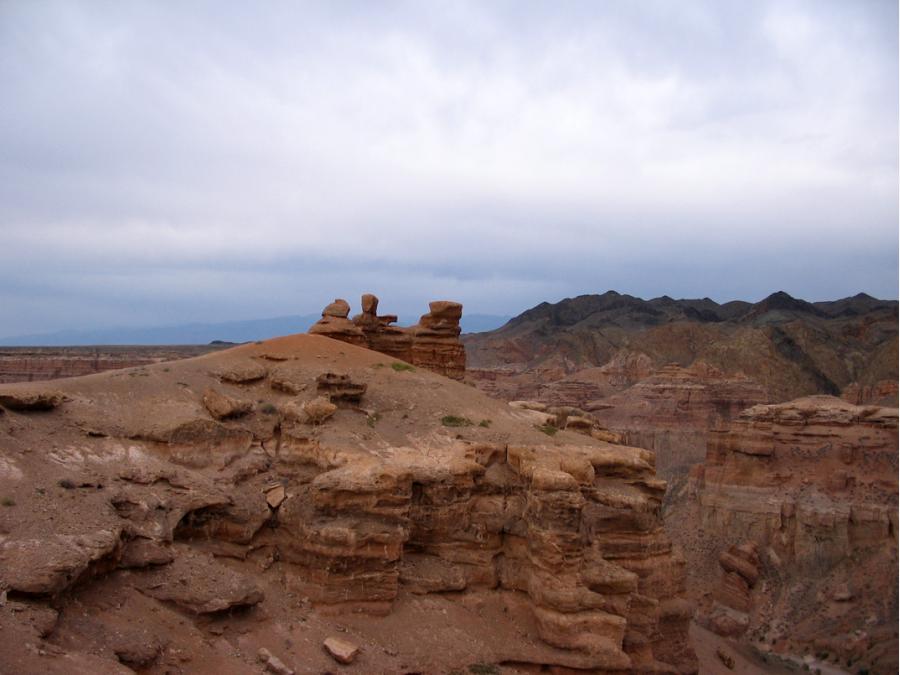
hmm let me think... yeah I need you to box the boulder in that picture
[323,637,360,664]
[202,388,253,420]
[322,299,351,318]
[302,396,337,425]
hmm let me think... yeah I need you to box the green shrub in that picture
[478,419,492,428]
[536,424,557,436]
[1,497,14,507]
[391,362,416,372]
[259,402,278,415]
[442,415,473,427]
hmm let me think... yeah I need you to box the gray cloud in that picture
[0,0,896,337]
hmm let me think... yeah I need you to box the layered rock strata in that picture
[588,363,768,480]
[309,295,466,379]
[678,396,898,673]
[0,333,695,673]
[0,345,224,384]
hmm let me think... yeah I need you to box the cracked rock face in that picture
[0,333,696,674]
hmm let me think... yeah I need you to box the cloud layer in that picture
[1,0,897,336]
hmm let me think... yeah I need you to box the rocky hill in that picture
[0,332,697,674]
[667,396,898,674]
[465,291,898,404]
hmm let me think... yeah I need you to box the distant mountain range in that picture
[464,291,898,402]
[0,312,512,346]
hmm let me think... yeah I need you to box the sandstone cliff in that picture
[0,333,695,673]
[310,294,466,380]
[587,363,768,480]
[668,396,898,674]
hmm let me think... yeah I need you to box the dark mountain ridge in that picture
[466,291,898,403]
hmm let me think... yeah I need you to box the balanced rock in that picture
[323,298,351,318]
[310,294,466,380]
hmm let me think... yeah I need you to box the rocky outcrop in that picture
[0,388,66,411]
[0,332,695,673]
[268,440,693,671]
[676,396,898,673]
[309,295,466,379]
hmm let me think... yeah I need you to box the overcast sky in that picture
[1,0,897,337]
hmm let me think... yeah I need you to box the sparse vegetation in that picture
[536,423,557,436]
[1,497,15,507]
[259,402,278,415]
[468,664,500,675]
[442,415,473,427]
[367,412,381,427]
[58,478,76,489]
[391,362,416,372]
[478,419,492,428]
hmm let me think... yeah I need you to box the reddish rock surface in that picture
[0,333,696,673]
[667,396,898,674]
[842,379,899,407]
[310,295,466,380]
[0,345,225,384]
[588,363,768,480]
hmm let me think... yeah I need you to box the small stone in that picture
[265,654,294,675]
[324,637,359,664]
[832,584,853,602]
[716,648,735,669]
[265,485,286,509]
[258,647,272,662]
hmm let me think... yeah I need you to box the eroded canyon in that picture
[0,313,697,673]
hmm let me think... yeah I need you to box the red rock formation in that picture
[309,295,466,380]
[672,396,898,673]
[0,334,696,673]
[842,379,899,407]
[587,363,768,480]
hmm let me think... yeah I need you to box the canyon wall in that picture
[669,396,898,673]
[587,363,768,480]
[0,345,224,383]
